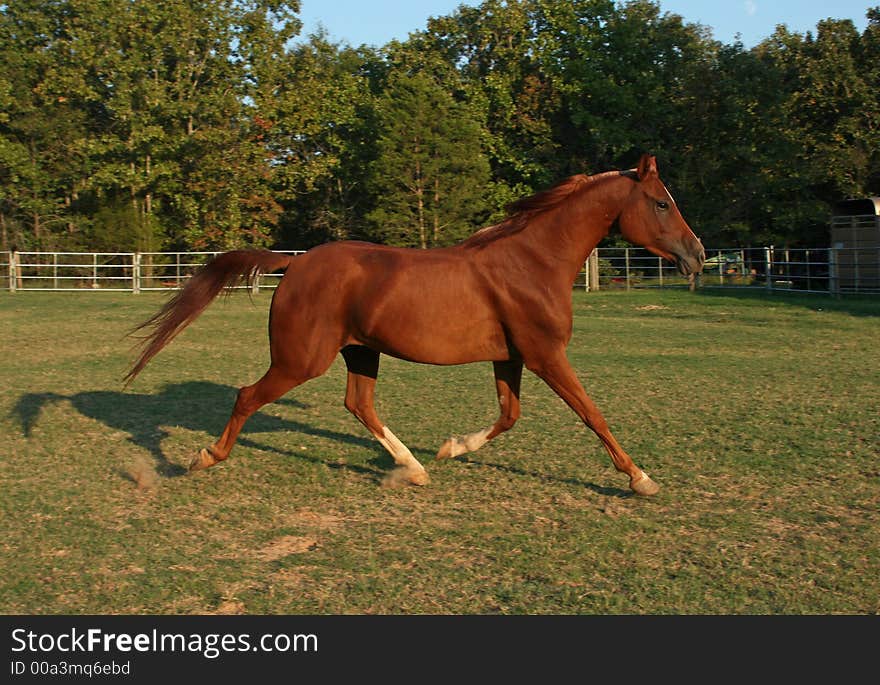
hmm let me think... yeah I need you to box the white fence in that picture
[583,246,880,294]
[2,247,878,295]
[2,251,304,294]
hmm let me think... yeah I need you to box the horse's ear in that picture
[637,154,658,181]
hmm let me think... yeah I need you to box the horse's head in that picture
[618,154,705,276]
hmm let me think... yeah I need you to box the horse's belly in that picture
[350,313,510,365]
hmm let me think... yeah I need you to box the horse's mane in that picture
[461,170,628,248]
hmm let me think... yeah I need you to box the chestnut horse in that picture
[126,154,704,495]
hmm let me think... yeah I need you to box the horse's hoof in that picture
[407,468,430,486]
[382,466,430,488]
[630,471,660,496]
[189,448,217,472]
[436,438,455,460]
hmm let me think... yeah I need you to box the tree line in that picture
[1,0,878,254]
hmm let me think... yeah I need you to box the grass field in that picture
[1,288,878,614]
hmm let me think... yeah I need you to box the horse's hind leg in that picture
[341,345,429,487]
[190,365,303,471]
[436,360,523,459]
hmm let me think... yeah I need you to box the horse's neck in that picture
[504,174,633,283]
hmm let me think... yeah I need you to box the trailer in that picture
[830,197,880,294]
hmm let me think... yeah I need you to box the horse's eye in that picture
[656,201,669,210]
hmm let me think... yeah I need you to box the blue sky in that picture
[298,0,872,48]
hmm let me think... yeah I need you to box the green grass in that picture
[1,288,878,614]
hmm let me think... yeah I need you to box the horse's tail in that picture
[124,250,293,387]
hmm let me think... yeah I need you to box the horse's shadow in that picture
[457,457,629,498]
[13,381,391,480]
[13,381,629,495]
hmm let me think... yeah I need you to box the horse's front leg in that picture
[436,360,523,459]
[526,347,659,496]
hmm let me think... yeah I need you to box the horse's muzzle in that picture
[674,244,706,276]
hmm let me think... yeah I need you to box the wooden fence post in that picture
[14,250,22,291]
[806,249,811,292]
[589,250,600,292]
[8,251,15,293]
[133,252,141,294]
[829,247,840,297]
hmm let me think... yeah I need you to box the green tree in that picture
[1,0,300,252]
[266,35,376,247]
[367,70,490,248]
[69,0,297,250]
[749,16,878,245]
[667,41,792,246]
[417,0,713,213]
[3,0,877,254]
[422,0,560,201]
[0,0,92,250]
[862,8,880,192]
[793,19,876,200]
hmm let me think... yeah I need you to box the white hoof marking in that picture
[378,425,428,479]
[448,427,493,457]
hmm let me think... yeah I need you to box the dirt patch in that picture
[214,600,247,615]
[256,536,319,561]
[270,568,309,586]
[283,508,343,531]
